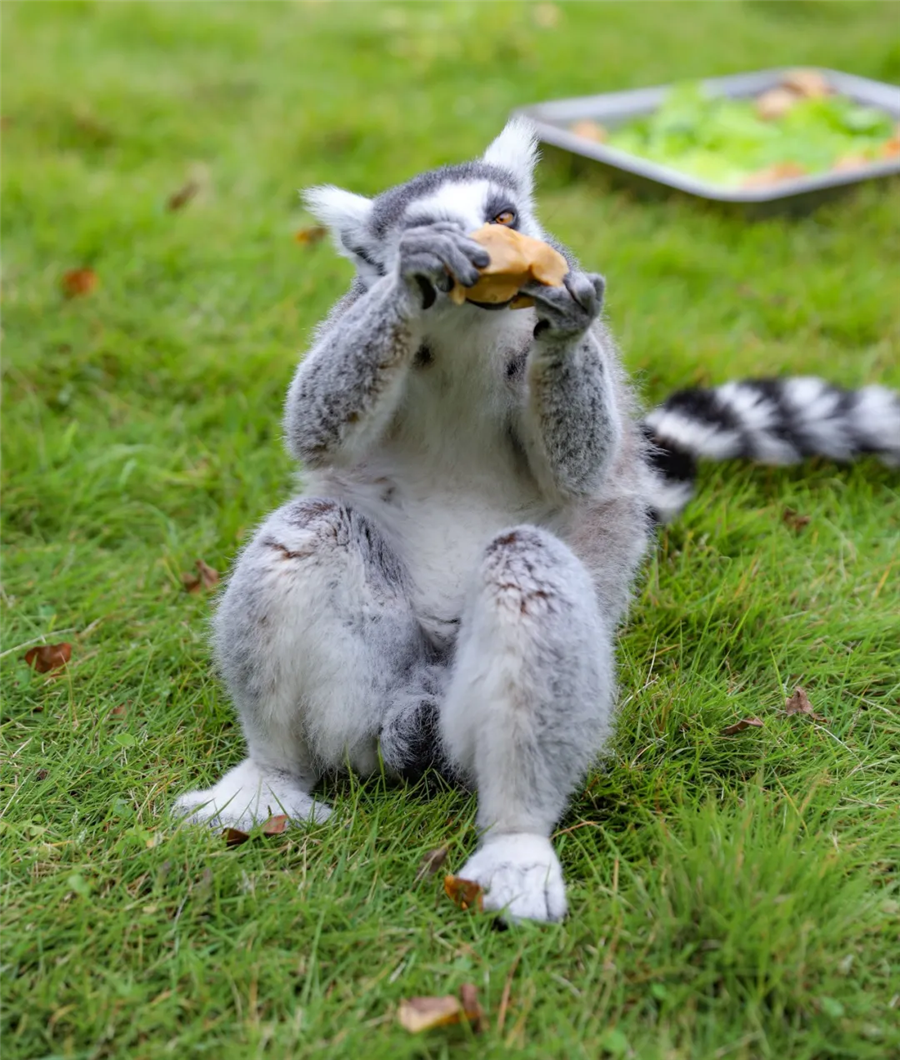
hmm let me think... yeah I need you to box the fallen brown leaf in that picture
[459,983,486,1032]
[167,179,200,211]
[295,225,327,245]
[444,874,484,912]
[111,704,128,718]
[397,995,464,1034]
[721,716,764,736]
[182,559,219,593]
[415,846,449,883]
[223,827,251,847]
[785,686,828,723]
[261,814,289,836]
[23,642,72,673]
[195,559,219,589]
[783,507,811,532]
[62,268,98,298]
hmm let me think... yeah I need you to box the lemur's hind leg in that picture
[440,526,613,923]
[174,497,427,830]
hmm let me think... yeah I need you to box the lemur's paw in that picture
[173,759,332,831]
[524,270,605,338]
[457,833,567,924]
[398,222,490,306]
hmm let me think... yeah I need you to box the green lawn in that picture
[2,3,899,1058]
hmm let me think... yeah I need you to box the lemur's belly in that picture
[312,464,549,649]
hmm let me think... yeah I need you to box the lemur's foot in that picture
[173,758,331,831]
[457,833,567,923]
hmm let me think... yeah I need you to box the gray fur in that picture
[175,119,654,922]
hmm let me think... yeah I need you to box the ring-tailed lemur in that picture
[175,119,900,923]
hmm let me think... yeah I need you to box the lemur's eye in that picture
[493,209,516,226]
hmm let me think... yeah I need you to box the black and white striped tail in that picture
[643,377,900,523]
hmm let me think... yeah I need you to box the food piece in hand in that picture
[448,223,569,309]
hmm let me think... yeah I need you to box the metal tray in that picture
[514,69,900,213]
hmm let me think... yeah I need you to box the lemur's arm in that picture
[285,224,488,467]
[517,271,623,499]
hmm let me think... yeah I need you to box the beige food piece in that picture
[881,134,900,159]
[782,68,831,99]
[449,224,569,309]
[741,161,807,188]
[832,153,870,172]
[755,87,798,121]
[570,119,608,143]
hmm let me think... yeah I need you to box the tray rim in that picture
[513,67,900,204]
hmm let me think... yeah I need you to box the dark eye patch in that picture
[485,193,519,228]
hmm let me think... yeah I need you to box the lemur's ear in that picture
[302,185,374,258]
[482,118,539,197]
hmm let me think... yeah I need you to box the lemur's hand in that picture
[397,222,490,309]
[523,270,606,339]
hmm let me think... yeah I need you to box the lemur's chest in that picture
[321,312,552,642]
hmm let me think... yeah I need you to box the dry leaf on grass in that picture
[721,716,764,736]
[223,827,250,847]
[415,846,449,883]
[196,559,219,588]
[397,984,485,1034]
[167,179,201,211]
[223,815,290,847]
[261,814,289,836]
[783,507,811,531]
[23,642,72,673]
[785,687,828,723]
[295,225,328,245]
[398,996,464,1033]
[444,874,484,912]
[459,983,486,1032]
[62,268,98,298]
[182,559,220,593]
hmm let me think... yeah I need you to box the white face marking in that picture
[403,179,495,233]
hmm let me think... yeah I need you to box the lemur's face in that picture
[304,119,546,288]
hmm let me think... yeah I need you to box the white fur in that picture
[855,385,900,465]
[177,128,646,926]
[174,759,332,831]
[644,407,743,461]
[303,184,374,259]
[404,179,496,234]
[716,383,796,464]
[311,308,548,641]
[456,833,567,922]
[483,117,540,200]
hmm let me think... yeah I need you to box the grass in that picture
[2,2,899,1058]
